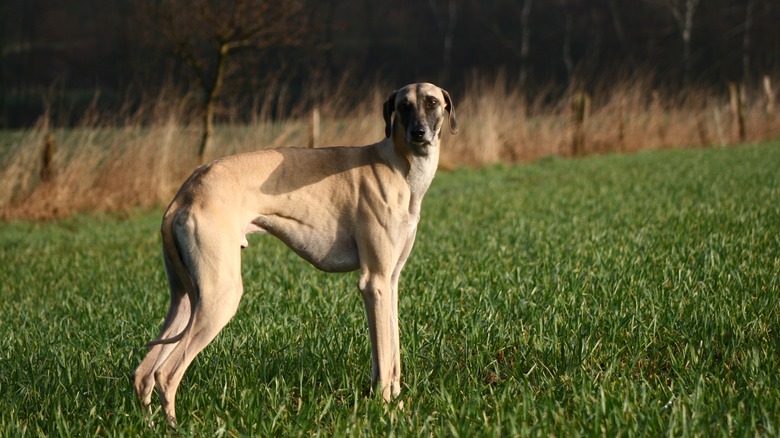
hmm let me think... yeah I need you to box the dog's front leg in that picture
[358,269,401,401]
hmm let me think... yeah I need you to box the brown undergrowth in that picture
[1,74,778,220]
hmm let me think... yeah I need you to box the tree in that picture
[427,0,461,84]
[742,0,756,82]
[559,0,575,84]
[470,0,533,88]
[607,0,633,66]
[648,0,701,85]
[139,0,310,163]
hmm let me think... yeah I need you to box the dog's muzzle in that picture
[407,124,434,148]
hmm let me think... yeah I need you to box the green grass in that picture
[1,142,779,436]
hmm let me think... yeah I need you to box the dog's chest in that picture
[405,154,437,217]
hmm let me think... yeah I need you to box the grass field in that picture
[1,142,779,436]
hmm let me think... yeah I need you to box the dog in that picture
[133,83,457,424]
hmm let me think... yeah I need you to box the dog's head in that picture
[383,83,458,153]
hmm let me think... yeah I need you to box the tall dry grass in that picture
[1,74,778,220]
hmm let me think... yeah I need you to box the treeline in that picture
[1,0,779,127]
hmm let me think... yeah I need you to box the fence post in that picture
[712,106,726,146]
[696,115,710,147]
[763,75,775,116]
[651,90,668,147]
[571,91,590,156]
[617,97,626,152]
[728,82,746,142]
[41,132,56,183]
[308,106,320,148]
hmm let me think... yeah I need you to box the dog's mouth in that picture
[407,133,434,146]
[408,139,432,156]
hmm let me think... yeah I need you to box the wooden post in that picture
[309,106,320,148]
[763,75,775,116]
[651,90,668,147]
[617,97,626,152]
[41,132,56,182]
[712,106,726,146]
[728,82,746,142]
[571,91,590,156]
[696,115,710,147]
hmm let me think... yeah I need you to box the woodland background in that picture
[2,0,779,127]
[1,0,779,218]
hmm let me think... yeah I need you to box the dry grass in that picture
[1,74,779,220]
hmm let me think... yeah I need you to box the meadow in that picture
[0,140,778,435]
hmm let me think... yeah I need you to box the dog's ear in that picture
[442,89,458,135]
[383,90,397,138]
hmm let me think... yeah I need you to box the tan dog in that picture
[133,83,457,424]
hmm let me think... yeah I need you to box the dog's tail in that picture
[144,331,187,348]
[144,207,199,349]
[144,329,186,348]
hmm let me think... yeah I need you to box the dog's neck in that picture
[405,142,439,207]
[384,133,440,216]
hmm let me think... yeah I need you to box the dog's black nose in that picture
[411,128,426,140]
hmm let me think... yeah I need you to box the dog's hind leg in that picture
[154,281,242,424]
[152,223,244,425]
[133,250,193,413]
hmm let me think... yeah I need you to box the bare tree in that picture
[428,0,461,84]
[607,0,634,66]
[648,0,701,85]
[560,0,575,84]
[471,0,533,88]
[139,0,309,163]
[518,0,533,87]
[742,0,756,82]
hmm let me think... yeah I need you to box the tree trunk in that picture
[560,0,574,84]
[519,0,533,88]
[608,0,632,66]
[445,0,460,83]
[679,0,700,86]
[659,0,700,86]
[428,0,460,84]
[0,0,5,127]
[197,42,230,164]
[742,0,755,83]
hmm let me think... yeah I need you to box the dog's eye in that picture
[398,101,412,111]
[426,98,438,108]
